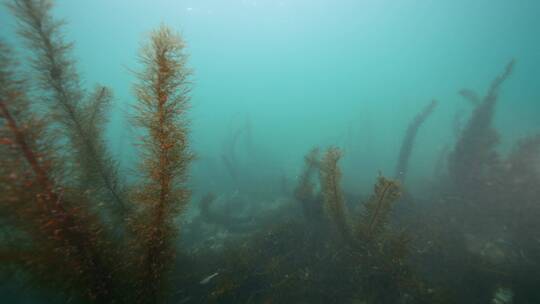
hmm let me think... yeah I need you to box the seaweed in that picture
[502,134,540,258]
[448,60,515,197]
[7,0,128,219]
[130,26,194,304]
[3,1,539,303]
[200,148,436,303]
[356,176,401,241]
[458,89,481,106]
[412,60,540,303]
[505,134,540,186]
[319,147,352,243]
[220,115,252,184]
[395,100,438,183]
[294,147,324,222]
[0,40,120,303]
[318,147,403,245]
[1,2,195,302]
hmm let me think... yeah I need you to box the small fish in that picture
[199,272,219,285]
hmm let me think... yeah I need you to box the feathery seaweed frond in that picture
[395,100,438,183]
[294,148,323,221]
[448,60,515,195]
[79,85,128,217]
[131,25,193,303]
[0,41,119,303]
[319,147,351,242]
[356,176,401,240]
[0,40,58,207]
[8,0,127,214]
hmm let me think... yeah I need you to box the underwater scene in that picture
[1,0,540,303]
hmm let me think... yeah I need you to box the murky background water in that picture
[1,1,539,303]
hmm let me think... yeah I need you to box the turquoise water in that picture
[2,0,539,193]
[1,0,540,303]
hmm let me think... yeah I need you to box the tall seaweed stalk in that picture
[8,0,127,217]
[294,147,323,222]
[131,26,193,303]
[395,100,438,183]
[448,60,514,197]
[319,147,352,243]
[0,41,119,303]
